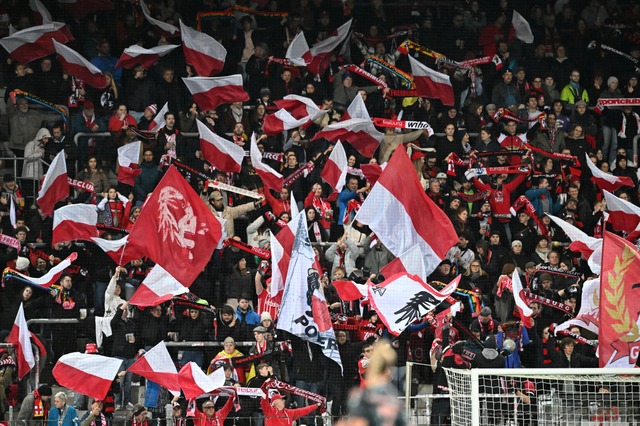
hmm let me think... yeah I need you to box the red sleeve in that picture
[304,191,314,208]
[260,397,275,418]
[108,116,122,132]
[215,395,235,422]
[263,188,278,211]
[473,177,490,192]
[286,404,318,421]
[505,173,527,191]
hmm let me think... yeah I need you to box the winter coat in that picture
[22,128,49,179]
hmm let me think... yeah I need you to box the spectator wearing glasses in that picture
[194,395,236,426]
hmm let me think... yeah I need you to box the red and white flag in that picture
[180,20,226,76]
[286,19,352,76]
[599,231,640,368]
[333,280,367,301]
[585,154,634,193]
[321,141,348,193]
[368,274,459,336]
[53,352,123,401]
[603,189,640,241]
[37,150,69,216]
[512,10,534,44]
[380,244,426,278]
[148,102,169,132]
[140,0,179,36]
[52,204,99,245]
[11,252,78,289]
[53,39,108,89]
[179,361,225,400]
[269,221,295,301]
[117,141,142,186]
[7,303,35,379]
[511,270,533,328]
[342,92,369,121]
[115,44,179,70]
[0,22,73,64]
[128,166,222,286]
[127,341,180,396]
[250,133,283,191]
[546,214,602,261]
[555,277,600,335]
[91,236,143,265]
[409,56,455,106]
[311,118,383,158]
[182,75,249,111]
[357,147,459,276]
[30,0,52,24]
[197,119,244,173]
[263,95,326,135]
[129,264,189,307]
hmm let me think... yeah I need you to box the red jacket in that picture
[192,397,235,426]
[473,173,527,223]
[260,398,318,426]
[264,189,291,218]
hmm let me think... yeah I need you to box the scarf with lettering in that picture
[283,162,314,188]
[524,291,573,316]
[456,190,491,203]
[222,238,271,259]
[535,265,581,279]
[510,196,549,237]
[262,378,326,412]
[468,164,531,176]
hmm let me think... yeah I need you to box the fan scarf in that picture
[552,326,597,347]
[262,378,326,412]
[492,108,547,125]
[340,64,388,88]
[283,162,314,188]
[510,196,549,237]
[535,265,581,279]
[456,190,491,203]
[0,234,20,250]
[33,390,49,421]
[68,178,95,193]
[10,90,68,122]
[51,285,76,310]
[524,291,573,316]
[222,238,271,259]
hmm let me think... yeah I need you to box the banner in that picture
[0,234,21,250]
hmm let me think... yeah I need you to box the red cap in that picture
[269,393,285,403]
[83,101,94,110]
[85,343,98,354]
[411,150,426,161]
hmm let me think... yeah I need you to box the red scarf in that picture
[33,390,49,420]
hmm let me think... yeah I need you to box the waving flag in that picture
[286,19,352,76]
[183,75,249,111]
[115,44,179,69]
[53,40,108,89]
[546,214,602,260]
[250,133,283,191]
[333,280,368,301]
[91,236,143,265]
[117,141,142,186]
[6,252,78,290]
[511,270,533,328]
[321,141,348,193]
[128,166,222,286]
[380,244,426,279]
[129,264,189,307]
[555,277,600,335]
[276,214,342,369]
[179,361,225,400]
[7,304,35,379]
[342,92,370,121]
[409,56,454,106]
[180,20,226,76]
[37,150,69,216]
[140,0,179,36]
[29,0,52,24]
[603,189,640,241]
[53,204,99,245]
[148,102,169,132]
[512,10,534,44]
[0,22,73,64]
[197,119,245,173]
[53,352,123,401]
[311,118,383,158]
[128,341,180,395]
[599,231,640,368]
[262,95,326,135]
[369,274,459,336]
[357,147,458,276]
[585,154,634,193]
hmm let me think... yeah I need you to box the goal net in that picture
[444,368,640,426]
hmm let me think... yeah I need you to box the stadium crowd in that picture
[0,0,639,425]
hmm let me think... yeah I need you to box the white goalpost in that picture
[444,368,640,426]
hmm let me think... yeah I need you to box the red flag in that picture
[333,280,367,301]
[603,189,640,241]
[182,75,249,111]
[115,44,179,69]
[129,265,189,307]
[380,244,426,278]
[357,147,458,276]
[599,231,640,368]
[286,19,352,76]
[127,341,180,395]
[7,303,35,379]
[127,166,222,286]
[409,56,455,106]
[197,119,245,173]
[52,204,99,245]
[148,102,169,132]
[180,20,226,76]
[511,270,533,328]
[53,353,123,401]
[53,40,108,89]
[360,163,383,186]
[546,214,602,261]
[263,95,326,135]
[37,150,69,216]
[585,154,634,193]
[117,141,142,186]
[91,236,144,265]
[178,362,225,400]
[311,118,383,158]
[0,22,74,64]
[249,133,283,191]
[321,141,348,193]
